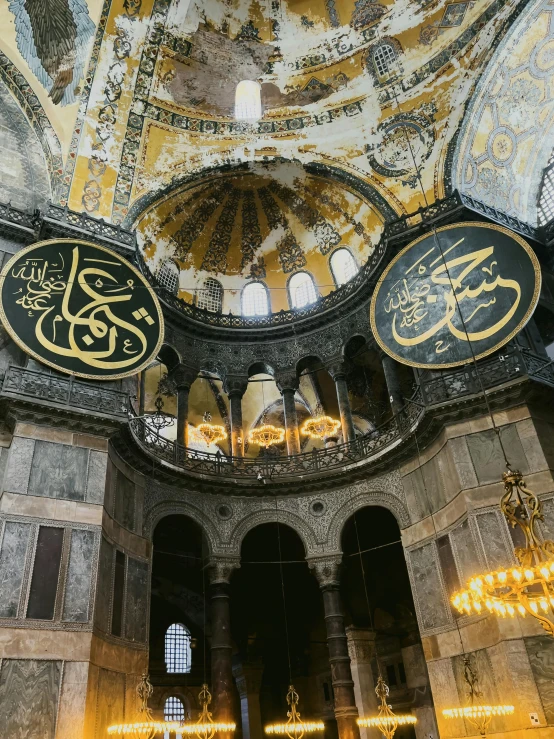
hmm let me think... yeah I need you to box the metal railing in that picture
[0,365,128,418]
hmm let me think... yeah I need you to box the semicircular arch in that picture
[145,501,222,554]
[229,506,319,558]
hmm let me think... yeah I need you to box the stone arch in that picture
[326,491,410,553]
[228,506,319,558]
[144,501,222,553]
[248,361,276,378]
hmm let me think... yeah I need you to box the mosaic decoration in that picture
[237,20,261,41]
[201,188,242,274]
[240,190,263,271]
[351,0,387,30]
[268,181,342,255]
[8,0,95,106]
[297,185,373,247]
[325,0,341,27]
[441,2,469,26]
[257,187,306,273]
[172,185,229,261]
[249,256,267,280]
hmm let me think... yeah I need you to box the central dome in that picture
[136,162,384,315]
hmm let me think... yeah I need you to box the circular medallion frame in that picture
[0,239,164,380]
[369,222,541,370]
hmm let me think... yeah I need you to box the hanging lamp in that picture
[180,684,236,739]
[300,415,341,441]
[196,411,228,446]
[248,379,285,448]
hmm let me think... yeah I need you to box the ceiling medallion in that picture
[265,685,324,739]
[196,412,227,447]
[357,676,417,739]
[300,415,341,440]
[248,423,285,448]
[451,469,554,635]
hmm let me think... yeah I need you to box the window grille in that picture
[373,43,397,77]
[242,282,269,316]
[164,696,185,722]
[235,80,262,121]
[197,278,223,313]
[157,261,179,294]
[288,272,317,309]
[165,623,192,673]
[538,151,554,226]
[330,248,358,286]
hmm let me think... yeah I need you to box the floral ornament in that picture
[498,79,542,129]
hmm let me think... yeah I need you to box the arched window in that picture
[538,150,554,225]
[164,696,185,722]
[373,43,397,78]
[165,623,191,673]
[330,249,358,287]
[157,261,179,295]
[235,80,262,121]
[197,278,223,313]
[288,272,318,309]
[242,282,269,316]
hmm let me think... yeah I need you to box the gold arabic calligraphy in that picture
[11,246,153,370]
[384,239,521,354]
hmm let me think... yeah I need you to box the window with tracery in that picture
[158,261,179,295]
[197,278,223,313]
[242,282,270,316]
[235,80,262,121]
[288,272,318,309]
[330,248,358,287]
[164,696,185,721]
[538,150,554,226]
[373,43,397,78]
[165,623,191,673]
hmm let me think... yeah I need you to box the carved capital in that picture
[345,626,376,664]
[207,556,241,584]
[276,371,299,394]
[170,364,198,390]
[328,362,350,382]
[232,663,264,697]
[307,555,343,587]
[223,375,249,398]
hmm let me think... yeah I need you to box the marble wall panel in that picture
[447,436,478,490]
[3,437,34,493]
[466,426,528,485]
[94,667,126,739]
[0,658,62,738]
[63,529,96,623]
[28,441,89,500]
[489,639,546,727]
[95,537,113,633]
[452,649,509,733]
[526,634,554,724]
[476,511,512,570]
[539,497,554,541]
[0,521,31,617]
[125,557,149,643]
[114,470,135,531]
[426,658,464,738]
[450,519,483,584]
[401,471,430,522]
[86,451,108,505]
[408,543,449,631]
[55,661,89,739]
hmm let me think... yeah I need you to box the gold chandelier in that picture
[108,673,185,738]
[357,676,416,739]
[196,412,227,447]
[265,685,324,739]
[451,469,554,635]
[300,415,341,440]
[180,684,235,739]
[248,424,285,448]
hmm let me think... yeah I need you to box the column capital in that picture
[345,626,376,664]
[207,556,241,584]
[307,554,343,588]
[223,375,249,398]
[232,663,264,698]
[170,363,198,390]
[276,371,299,393]
[328,361,348,381]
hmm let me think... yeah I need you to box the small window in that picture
[398,662,407,685]
[158,261,179,295]
[242,282,269,316]
[289,272,317,309]
[164,696,185,722]
[165,623,192,673]
[330,248,358,286]
[538,150,554,226]
[386,664,398,687]
[235,80,262,121]
[197,278,223,313]
[373,43,397,78]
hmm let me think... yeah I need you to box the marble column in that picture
[232,661,264,739]
[380,353,403,416]
[171,365,198,449]
[277,373,301,455]
[138,370,146,417]
[224,377,248,458]
[208,557,241,736]
[345,627,377,739]
[309,556,360,739]
[329,364,356,443]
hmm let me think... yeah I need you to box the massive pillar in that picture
[208,556,241,735]
[329,364,356,443]
[380,352,403,416]
[277,372,301,455]
[232,661,264,739]
[345,627,377,739]
[171,364,198,449]
[224,377,248,458]
[310,556,360,739]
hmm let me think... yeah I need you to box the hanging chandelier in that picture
[108,673,185,738]
[265,685,324,739]
[180,684,236,739]
[300,415,341,440]
[249,424,285,448]
[146,396,175,432]
[451,469,554,635]
[196,412,227,447]
[357,676,416,739]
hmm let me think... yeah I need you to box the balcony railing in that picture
[0,365,128,418]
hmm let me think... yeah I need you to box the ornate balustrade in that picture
[0,365,128,418]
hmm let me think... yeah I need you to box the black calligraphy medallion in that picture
[0,239,164,380]
[370,222,541,369]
